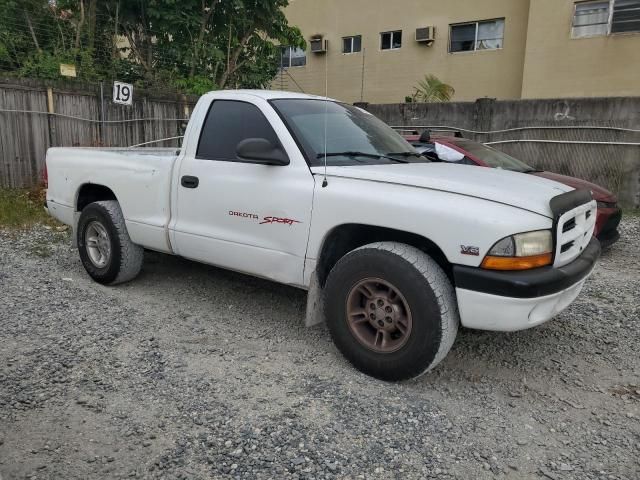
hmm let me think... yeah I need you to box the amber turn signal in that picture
[480,252,553,271]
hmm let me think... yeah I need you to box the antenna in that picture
[322,50,329,188]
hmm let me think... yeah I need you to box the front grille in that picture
[554,200,597,267]
[562,217,576,233]
[560,241,574,253]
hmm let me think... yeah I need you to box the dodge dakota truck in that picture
[46,90,600,381]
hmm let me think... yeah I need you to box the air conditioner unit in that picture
[415,26,435,44]
[310,37,328,53]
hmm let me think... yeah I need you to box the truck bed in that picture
[46,147,180,253]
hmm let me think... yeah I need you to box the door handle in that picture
[181,175,199,188]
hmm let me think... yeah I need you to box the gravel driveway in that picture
[1,219,638,480]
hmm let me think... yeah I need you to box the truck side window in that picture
[196,100,280,162]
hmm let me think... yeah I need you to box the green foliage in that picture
[18,53,68,80]
[19,50,99,81]
[0,188,58,228]
[0,43,10,63]
[174,75,219,95]
[413,74,456,103]
[0,0,304,92]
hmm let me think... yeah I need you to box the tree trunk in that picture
[74,0,85,50]
[87,0,97,50]
[24,11,42,54]
[56,20,67,51]
[189,0,217,78]
[218,29,253,89]
[123,29,148,71]
[112,1,120,59]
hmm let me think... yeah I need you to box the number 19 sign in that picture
[113,81,133,105]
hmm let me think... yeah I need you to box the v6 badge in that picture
[460,245,480,256]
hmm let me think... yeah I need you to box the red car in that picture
[405,132,622,248]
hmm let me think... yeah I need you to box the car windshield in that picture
[447,138,535,172]
[271,99,427,166]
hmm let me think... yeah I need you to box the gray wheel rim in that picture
[85,221,111,268]
[346,277,413,353]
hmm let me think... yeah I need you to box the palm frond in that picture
[413,74,455,102]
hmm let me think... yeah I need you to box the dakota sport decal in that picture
[229,211,301,226]
[260,216,301,226]
[228,211,258,220]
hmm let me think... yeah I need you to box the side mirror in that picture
[236,138,289,166]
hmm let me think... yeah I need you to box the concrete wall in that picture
[366,97,640,207]
[521,0,640,99]
[280,0,531,103]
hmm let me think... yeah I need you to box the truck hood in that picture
[311,163,573,218]
[531,171,617,203]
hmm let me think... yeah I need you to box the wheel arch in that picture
[76,183,118,212]
[315,223,453,288]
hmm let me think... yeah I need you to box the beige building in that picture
[274,0,640,103]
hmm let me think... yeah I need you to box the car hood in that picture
[531,171,617,203]
[311,163,574,218]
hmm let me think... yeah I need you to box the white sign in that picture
[59,64,77,77]
[113,81,133,105]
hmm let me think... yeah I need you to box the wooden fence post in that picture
[181,94,190,138]
[46,86,56,147]
[99,81,105,146]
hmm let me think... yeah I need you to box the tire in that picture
[77,200,143,285]
[324,242,459,381]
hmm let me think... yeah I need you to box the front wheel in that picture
[77,200,143,285]
[324,242,459,381]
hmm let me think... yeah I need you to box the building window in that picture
[280,46,306,68]
[380,30,402,50]
[572,0,640,37]
[572,1,610,37]
[342,35,362,53]
[611,0,640,33]
[449,19,505,52]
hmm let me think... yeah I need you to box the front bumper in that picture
[453,237,600,331]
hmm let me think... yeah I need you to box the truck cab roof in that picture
[202,89,337,102]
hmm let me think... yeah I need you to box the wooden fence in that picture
[1,78,638,206]
[0,78,197,188]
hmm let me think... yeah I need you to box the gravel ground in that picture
[0,219,638,480]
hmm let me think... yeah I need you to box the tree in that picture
[0,0,304,93]
[412,74,455,103]
[96,0,305,91]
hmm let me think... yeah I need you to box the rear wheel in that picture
[77,201,143,285]
[324,242,459,381]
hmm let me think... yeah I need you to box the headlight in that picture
[481,230,553,270]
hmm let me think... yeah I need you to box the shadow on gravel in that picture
[140,250,306,300]
[132,250,599,388]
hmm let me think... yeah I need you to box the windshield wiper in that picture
[385,151,424,158]
[317,151,409,163]
[522,168,543,173]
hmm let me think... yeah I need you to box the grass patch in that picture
[0,188,60,228]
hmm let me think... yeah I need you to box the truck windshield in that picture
[448,139,536,172]
[271,99,427,166]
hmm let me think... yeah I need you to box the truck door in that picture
[170,96,315,287]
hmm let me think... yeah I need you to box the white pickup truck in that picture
[46,90,600,380]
